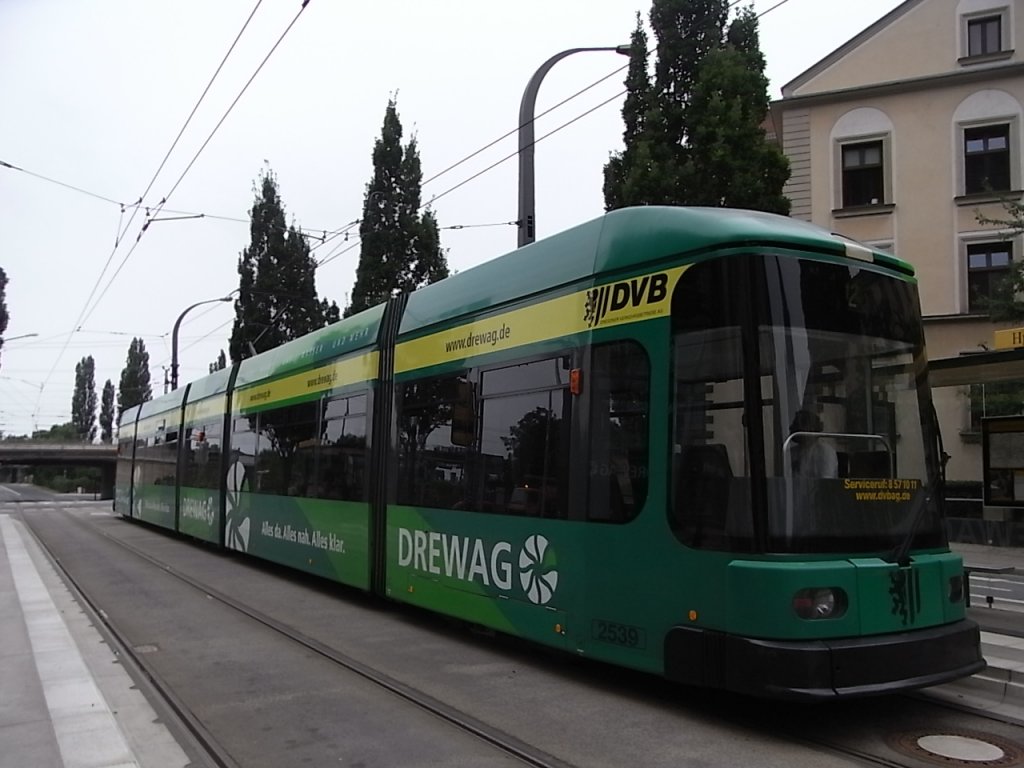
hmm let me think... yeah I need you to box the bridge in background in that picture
[0,442,117,499]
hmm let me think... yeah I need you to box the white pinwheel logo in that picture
[132,465,142,518]
[519,535,558,605]
[225,461,250,552]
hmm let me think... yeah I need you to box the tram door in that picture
[579,340,656,665]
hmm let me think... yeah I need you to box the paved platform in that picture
[0,511,190,768]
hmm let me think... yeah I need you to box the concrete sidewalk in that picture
[953,541,1024,572]
[927,542,1024,717]
[0,512,190,768]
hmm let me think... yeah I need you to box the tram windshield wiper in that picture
[884,488,931,567]
[885,403,946,567]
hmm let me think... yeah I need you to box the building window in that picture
[966,241,1012,313]
[841,140,884,207]
[964,124,1011,194]
[969,382,1024,433]
[968,15,1003,56]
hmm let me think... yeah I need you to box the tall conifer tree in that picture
[209,350,227,373]
[117,337,152,417]
[604,1,789,213]
[99,379,115,443]
[229,169,339,362]
[604,16,664,209]
[71,355,97,442]
[0,267,8,371]
[346,99,448,317]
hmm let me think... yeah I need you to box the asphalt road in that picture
[0,482,63,502]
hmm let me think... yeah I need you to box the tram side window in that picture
[229,416,258,489]
[115,435,134,492]
[117,435,133,458]
[157,427,179,486]
[318,394,367,501]
[134,430,148,485]
[588,342,649,523]
[670,258,753,551]
[183,420,223,490]
[142,424,168,488]
[476,357,572,519]
[252,400,320,497]
[116,435,134,470]
[397,374,471,510]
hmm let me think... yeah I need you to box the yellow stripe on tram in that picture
[234,351,379,413]
[396,265,688,374]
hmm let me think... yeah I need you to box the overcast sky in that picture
[0,0,903,437]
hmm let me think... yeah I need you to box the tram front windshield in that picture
[671,253,945,554]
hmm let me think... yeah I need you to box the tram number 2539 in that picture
[592,619,646,649]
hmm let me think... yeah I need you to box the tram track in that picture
[772,723,1015,768]
[23,506,1024,768]
[22,508,572,768]
[705,667,1024,768]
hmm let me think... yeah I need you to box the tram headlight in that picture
[792,588,848,620]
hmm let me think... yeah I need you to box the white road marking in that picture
[0,484,23,498]
[0,516,140,768]
[971,576,1024,586]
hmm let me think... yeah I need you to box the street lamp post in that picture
[3,333,39,342]
[517,45,631,248]
[171,297,232,390]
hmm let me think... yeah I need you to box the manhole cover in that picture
[888,729,1024,766]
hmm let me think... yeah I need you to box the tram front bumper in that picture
[664,618,985,699]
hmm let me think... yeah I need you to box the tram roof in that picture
[137,386,187,421]
[185,366,232,403]
[400,206,908,336]
[117,403,141,430]
[234,302,385,389]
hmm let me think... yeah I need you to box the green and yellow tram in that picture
[116,206,984,698]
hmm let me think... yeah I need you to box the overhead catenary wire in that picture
[0,160,123,206]
[31,0,270,423]
[174,0,790,360]
[418,0,788,211]
[69,0,267,346]
[308,0,770,264]
[79,0,311,330]
[29,0,788,429]
[4,0,757,294]
[28,0,311,432]
[0,159,338,236]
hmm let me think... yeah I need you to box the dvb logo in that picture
[584,273,669,328]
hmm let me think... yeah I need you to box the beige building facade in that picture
[774,0,1024,481]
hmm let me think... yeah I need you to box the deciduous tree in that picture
[33,422,78,441]
[117,338,152,416]
[346,99,448,317]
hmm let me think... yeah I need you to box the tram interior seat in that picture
[675,444,739,548]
